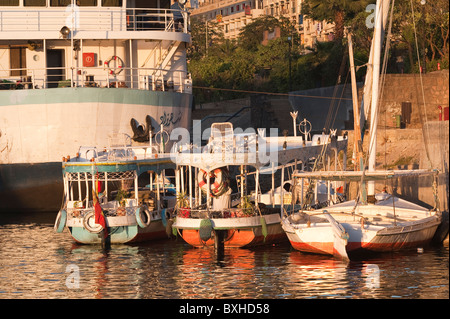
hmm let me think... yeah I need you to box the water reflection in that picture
[0,221,448,299]
[177,248,276,299]
[285,252,351,298]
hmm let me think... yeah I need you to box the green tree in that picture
[301,0,372,40]
[392,0,449,72]
[238,15,298,51]
[188,17,224,59]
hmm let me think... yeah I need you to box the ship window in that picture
[77,0,98,5]
[24,0,46,6]
[0,0,19,6]
[102,0,122,6]
[49,0,98,5]
[50,0,72,6]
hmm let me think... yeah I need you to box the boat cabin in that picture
[0,0,191,92]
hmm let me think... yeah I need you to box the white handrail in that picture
[0,7,189,34]
[0,66,189,93]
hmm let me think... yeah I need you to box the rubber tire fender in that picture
[83,211,104,234]
[54,209,67,233]
[136,207,151,228]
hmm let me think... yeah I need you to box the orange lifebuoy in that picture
[104,56,124,75]
[198,168,229,197]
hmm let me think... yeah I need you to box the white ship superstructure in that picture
[0,0,193,213]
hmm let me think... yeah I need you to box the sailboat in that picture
[281,0,443,259]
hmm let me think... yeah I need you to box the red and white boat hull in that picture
[174,213,287,248]
[283,214,441,258]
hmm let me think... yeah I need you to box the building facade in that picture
[189,0,334,48]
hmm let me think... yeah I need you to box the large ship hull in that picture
[0,87,192,213]
[0,162,62,213]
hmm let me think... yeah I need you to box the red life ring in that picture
[104,56,124,75]
[198,168,229,198]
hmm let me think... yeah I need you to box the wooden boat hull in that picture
[350,218,440,253]
[174,213,287,248]
[284,216,441,257]
[284,223,337,255]
[68,219,168,244]
[180,224,286,248]
[283,194,443,258]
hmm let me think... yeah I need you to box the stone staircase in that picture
[192,96,296,134]
[267,98,296,135]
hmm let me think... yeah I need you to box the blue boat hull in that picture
[69,221,168,244]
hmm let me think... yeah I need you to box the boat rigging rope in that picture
[379,0,396,189]
[323,46,350,131]
[191,86,353,101]
[300,51,351,209]
[409,0,433,170]
[432,174,440,211]
[409,0,441,211]
[352,0,395,212]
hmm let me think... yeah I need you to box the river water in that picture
[0,213,448,302]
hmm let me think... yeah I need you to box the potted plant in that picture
[115,189,129,206]
[237,195,254,217]
[72,200,84,217]
[176,191,190,218]
[115,189,129,215]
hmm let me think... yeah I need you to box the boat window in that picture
[77,0,97,5]
[0,0,19,6]
[23,0,46,6]
[102,0,122,7]
[50,0,72,6]
[134,0,165,8]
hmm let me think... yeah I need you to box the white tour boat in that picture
[171,121,349,249]
[0,0,192,213]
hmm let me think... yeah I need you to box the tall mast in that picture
[367,0,383,198]
[347,32,363,171]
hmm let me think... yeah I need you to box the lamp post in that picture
[420,0,427,73]
[287,36,292,92]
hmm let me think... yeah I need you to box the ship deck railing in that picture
[68,144,174,163]
[0,66,190,93]
[0,7,189,34]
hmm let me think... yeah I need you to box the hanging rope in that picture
[301,66,351,209]
[409,0,433,169]
[351,0,396,211]
[409,0,441,211]
[380,0,396,189]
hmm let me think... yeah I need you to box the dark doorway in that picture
[401,102,412,126]
[10,47,27,77]
[46,49,65,88]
